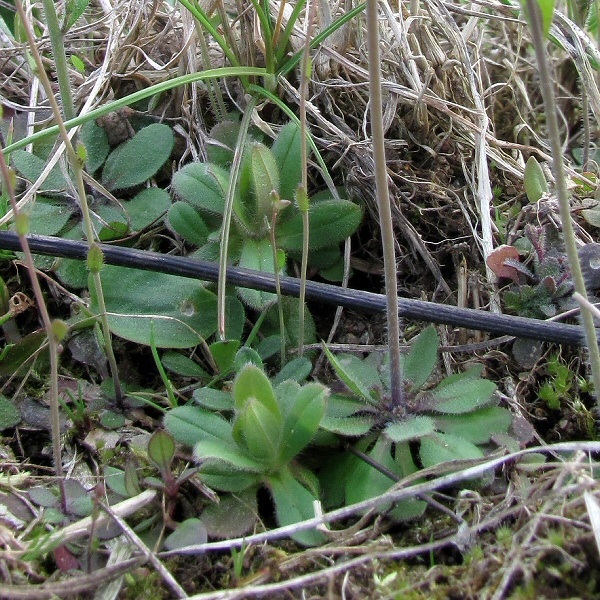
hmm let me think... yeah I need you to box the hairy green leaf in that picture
[202,488,258,538]
[264,297,316,348]
[250,142,279,223]
[24,198,71,236]
[80,120,110,173]
[206,120,240,167]
[168,201,210,246]
[193,388,234,411]
[235,396,282,463]
[402,326,438,391]
[198,463,262,492]
[92,265,218,348]
[343,437,425,520]
[319,415,374,436]
[278,383,328,463]
[162,352,209,379]
[274,380,302,416]
[384,416,436,443]
[164,406,234,447]
[126,187,170,231]
[172,162,229,215]
[209,340,240,374]
[164,518,207,551]
[271,357,312,386]
[233,346,263,372]
[102,123,173,190]
[322,347,381,404]
[271,122,302,202]
[523,155,549,203]
[194,438,264,473]
[267,467,324,546]
[419,432,483,468]
[434,406,513,444]
[430,377,497,414]
[233,364,278,415]
[325,394,370,418]
[277,200,362,251]
[12,150,68,192]
[237,239,278,309]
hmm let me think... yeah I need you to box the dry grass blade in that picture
[20,489,157,551]
[160,442,600,556]
[584,491,600,560]
[490,451,599,600]
[155,444,600,599]
[0,557,147,600]
[93,538,134,600]
[100,501,188,599]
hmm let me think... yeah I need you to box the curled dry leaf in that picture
[486,245,521,282]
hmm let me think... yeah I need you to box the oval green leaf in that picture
[235,397,282,463]
[193,388,234,411]
[271,357,312,386]
[167,201,210,246]
[319,415,374,436]
[91,265,218,348]
[524,155,549,203]
[162,352,209,379]
[402,326,438,391]
[419,432,483,468]
[277,200,362,251]
[164,518,207,551]
[164,406,234,447]
[194,438,264,473]
[24,198,72,236]
[434,406,512,444]
[12,150,68,192]
[237,238,278,309]
[267,467,324,546]
[250,142,279,223]
[278,382,328,463]
[101,123,173,190]
[126,187,170,231]
[147,430,175,472]
[80,120,110,173]
[271,122,302,202]
[431,378,497,414]
[202,488,258,539]
[172,162,228,215]
[233,364,278,414]
[321,347,381,404]
[384,415,436,443]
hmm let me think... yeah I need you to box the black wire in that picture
[0,231,588,347]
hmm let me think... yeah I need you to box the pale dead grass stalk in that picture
[490,451,597,600]
[161,442,600,555]
[157,443,600,599]
[100,500,188,599]
[0,557,148,600]
[0,146,66,510]
[14,0,124,403]
[365,0,403,405]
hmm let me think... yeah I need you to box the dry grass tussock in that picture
[2,0,600,597]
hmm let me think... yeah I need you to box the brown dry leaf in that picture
[486,245,521,282]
